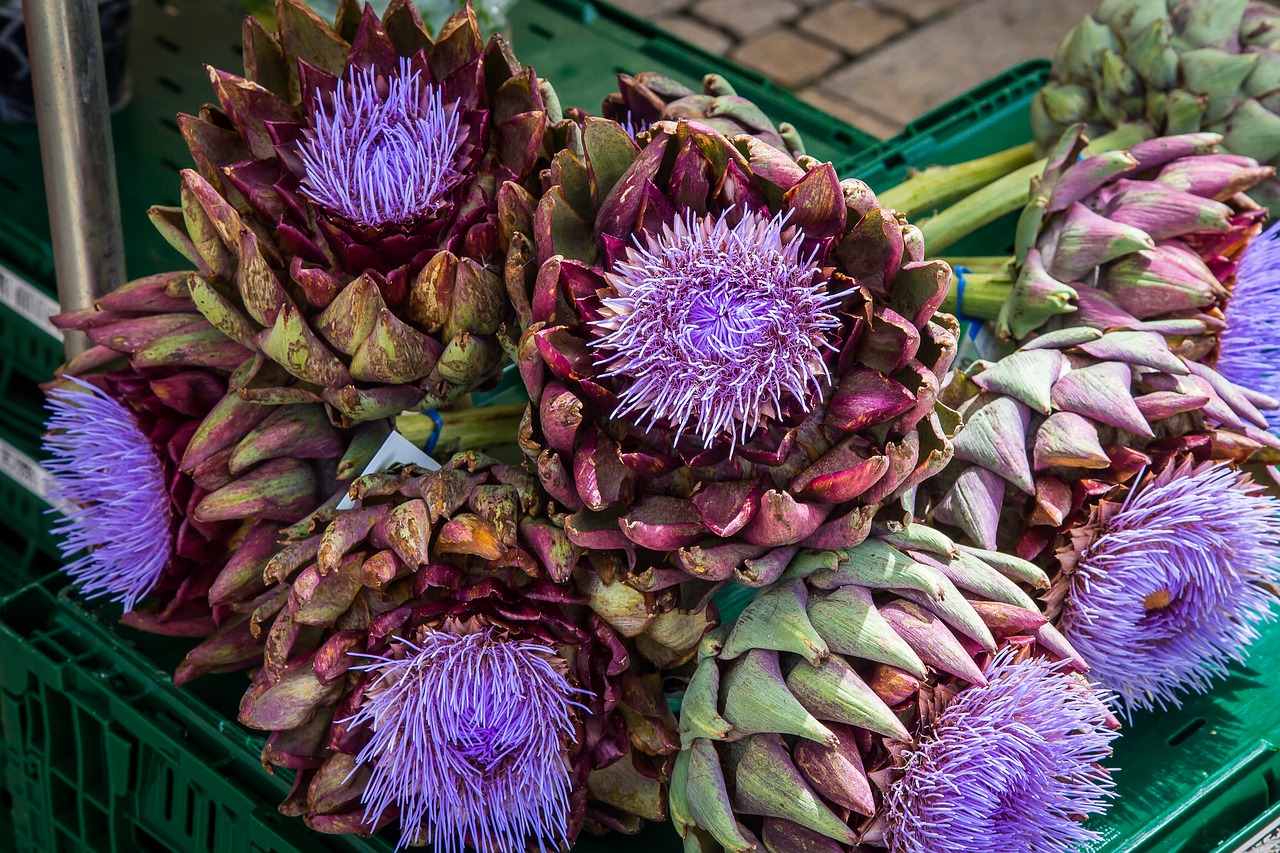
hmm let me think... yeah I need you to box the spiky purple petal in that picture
[592,208,841,449]
[1217,220,1280,431]
[884,651,1116,853]
[344,629,591,853]
[41,377,172,611]
[1060,459,1280,714]
[299,59,465,228]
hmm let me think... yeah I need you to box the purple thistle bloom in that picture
[884,650,1117,853]
[41,377,172,611]
[344,629,591,853]
[1059,459,1280,714]
[1217,220,1280,431]
[299,58,465,228]
[592,208,842,449]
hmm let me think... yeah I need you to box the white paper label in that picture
[0,261,60,339]
[336,431,440,510]
[0,435,55,505]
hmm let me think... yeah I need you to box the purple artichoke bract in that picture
[1217,220,1280,431]
[501,118,958,590]
[1050,457,1280,712]
[145,0,565,424]
[667,531,1108,852]
[883,650,1116,853]
[997,128,1272,361]
[233,453,690,848]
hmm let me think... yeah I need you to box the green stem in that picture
[919,124,1150,256]
[877,142,1037,219]
[397,404,525,455]
[943,256,1009,274]
[941,266,1015,321]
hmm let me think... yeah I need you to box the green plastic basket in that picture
[0,367,62,596]
[0,0,873,387]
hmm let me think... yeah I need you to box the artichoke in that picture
[156,0,563,424]
[669,534,1115,853]
[232,452,692,848]
[993,128,1272,357]
[1034,0,1280,212]
[595,72,805,157]
[502,118,959,589]
[925,326,1280,711]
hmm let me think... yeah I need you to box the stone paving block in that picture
[654,14,734,55]
[606,0,689,20]
[691,0,801,40]
[872,0,970,23]
[732,28,843,89]
[797,0,910,56]
[797,87,904,140]
[819,0,1099,126]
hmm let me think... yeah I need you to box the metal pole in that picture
[22,0,126,359]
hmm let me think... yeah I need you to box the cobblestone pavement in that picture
[608,0,1101,138]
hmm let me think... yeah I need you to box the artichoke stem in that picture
[940,267,1014,321]
[918,125,1149,255]
[877,142,1036,219]
[396,404,526,455]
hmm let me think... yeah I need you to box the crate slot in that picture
[1168,717,1209,746]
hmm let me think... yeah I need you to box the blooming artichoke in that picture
[158,0,562,424]
[595,72,805,157]
[994,127,1273,359]
[925,326,1280,710]
[1215,219,1280,431]
[668,533,1115,853]
[503,118,959,588]
[1034,0,1280,212]
[233,452,691,849]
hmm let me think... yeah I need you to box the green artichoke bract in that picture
[501,117,959,594]
[1035,0,1280,212]
[229,452,695,848]
[596,72,806,158]
[669,533,1114,853]
[156,0,564,425]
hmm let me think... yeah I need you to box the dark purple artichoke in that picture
[500,118,959,591]
[231,452,694,850]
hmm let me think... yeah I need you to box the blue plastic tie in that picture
[953,264,977,325]
[423,409,443,455]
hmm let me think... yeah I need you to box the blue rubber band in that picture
[423,409,443,455]
[954,264,975,323]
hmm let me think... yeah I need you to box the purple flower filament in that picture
[884,651,1116,853]
[1060,460,1280,714]
[1217,220,1280,432]
[41,377,173,611]
[592,208,842,449]
[299,58,463,228]
[344,629,591,853]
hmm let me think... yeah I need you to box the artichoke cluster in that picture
[40,2,1280,853]
[1035,0,1280,212]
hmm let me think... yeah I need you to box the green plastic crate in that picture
[0,366,62,595]
[0,576,683,852]
[835,58,1051,260]
[0,0,873,387]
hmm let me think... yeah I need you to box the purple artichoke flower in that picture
[593,208,842,449]
[299,59,466,229]
[43,377,174,611]
[883,650,1116,853]
[1217,220,1280,432]
[1055,458,1280,713]
[345,628,589,853]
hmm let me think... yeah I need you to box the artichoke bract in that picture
[503,118,959,588]
[669,534,1116,853]
[233,453,688,850]
[1035,0,1280,212]
[596,72,805,157]
[995,127,1272,357]
[925,327,1280,711]
[158,0,561,424]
